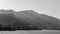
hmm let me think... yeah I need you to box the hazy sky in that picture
[0,0,60,19]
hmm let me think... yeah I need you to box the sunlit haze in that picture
[0,0,60,19]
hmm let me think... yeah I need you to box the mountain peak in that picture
[17,10,39,15]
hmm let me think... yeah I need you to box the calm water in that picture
[0,30,60,34]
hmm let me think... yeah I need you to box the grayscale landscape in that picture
[0,0,60,34]
[0,10,60,34]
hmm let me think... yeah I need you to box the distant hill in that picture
[14,10,60,29]
[0,10,60,30]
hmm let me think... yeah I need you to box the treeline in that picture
[0,24,40,31]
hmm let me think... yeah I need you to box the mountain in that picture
[0,10,37,28]
[14,10,60,29]
[0,10,60,30]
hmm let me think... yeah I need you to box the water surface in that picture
[0,30,60,34]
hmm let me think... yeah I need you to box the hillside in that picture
[0,10,60,30]
[14,10,60,30]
